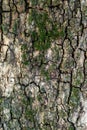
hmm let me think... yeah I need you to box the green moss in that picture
[20,0,24,5]
[69,87,80,109]
[72,69,84,87]
[1,24,8,34]
[29,9,65,52]
[0,98,3,113]
[68,125,74,130]
[37,95,42,101]
[21,44,28,51]
[59,110,66,118]
[25,109,34,121]
[21,53,29,65]
[41,68,50,80]
[34,42,51,51]
[12,19,19,34]
[0,98,2,104]
[21,44,30,65]
[22,1,65,67]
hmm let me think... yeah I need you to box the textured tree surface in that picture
[0,0,87,130]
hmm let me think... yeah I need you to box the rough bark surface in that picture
[0,0,87,130]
